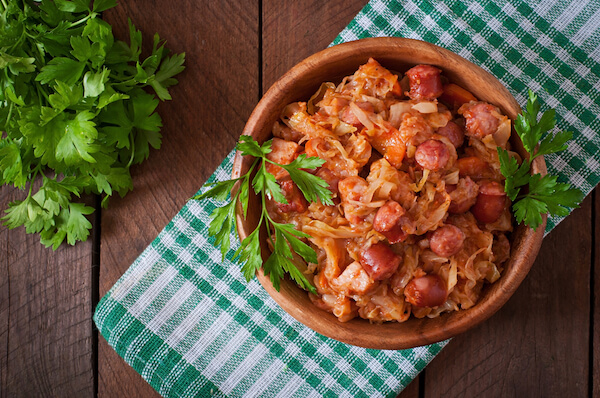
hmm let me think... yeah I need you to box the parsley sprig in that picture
[498,90,584,230]
[194,136,333,293]
[0,0,185,248]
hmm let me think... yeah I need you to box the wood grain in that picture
[99,0,258,295]
[0,186,94,397]
[0,197,8,395]
[399,378,420,398]
[262,0,366,90]
[98,1,259,397]
[425,193,593,397]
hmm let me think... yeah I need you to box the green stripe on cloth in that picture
[95,156,445,396]
[94,0,600,396]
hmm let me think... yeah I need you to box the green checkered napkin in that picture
[94,1,600,396]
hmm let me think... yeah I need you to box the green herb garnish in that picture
[498,90,584,231]
[0,0,185,249]
[194,135,333,294]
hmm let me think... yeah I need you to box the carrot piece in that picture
[456,156,493,179]
[440,83,477,108]
[391,80,403,97]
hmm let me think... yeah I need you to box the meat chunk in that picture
[344,58,403,98]
[332,261,375,295]
[338,176,369,224]
[459,102,502,139]
[364,121,407,169]
[414,139,450,171]
[265,137,301,179]
[404,64,443,100]
[272,122,303,142]
[338,176,368,202]
[275,179,308,214]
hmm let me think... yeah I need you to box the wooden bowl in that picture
[232,37,546,349]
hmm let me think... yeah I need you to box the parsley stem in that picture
[27,164,42,197]
[70,12,95,27]
[126,131,136,168]
[34,83,50,106]
[5,101,13,127]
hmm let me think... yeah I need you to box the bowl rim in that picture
[232,37,547,350]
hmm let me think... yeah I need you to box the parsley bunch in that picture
[194,136,333,294]
[498,90,584,231]
[0,0,185,248]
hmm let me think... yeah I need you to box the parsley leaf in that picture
[0,1,185,248]
[498,89,584,230]
[194,135,334,294]
[280,155,331,205]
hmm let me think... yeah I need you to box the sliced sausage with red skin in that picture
[359,243,402,281]
[436,121,465,148]
[380,224,408,244]
[414,139,450,171]
[265,138,301,179]
[404,65,443,101]
[276,179,308,214]
[373,201,409,244]
[340,101,375,128]
[447,176,479,214]
[459,102,501,139]
[316,167,340,196]
[430,225,465,257]
[470,180,507,223]
[373,201,404,232]
[404,274,448,307]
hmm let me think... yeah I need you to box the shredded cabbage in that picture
[265,58,514,323]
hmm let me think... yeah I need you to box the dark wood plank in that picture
[398,377,420,398]
[594,187,599,398]
[425,194,593,397]
[262,0,366,91]
[0,186,94,397]
[98,337,159,398]
[0,193,10,395]
[98,1,260,397]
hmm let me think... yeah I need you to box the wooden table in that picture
[1,1,598,397]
